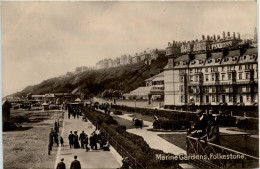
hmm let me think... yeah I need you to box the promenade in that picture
[54,111,122,169]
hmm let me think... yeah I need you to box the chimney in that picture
[213,34,216,40]
[168,42,171,46]
[227,32,230,36]
[207,35,210,40]
[217,35,220,39]
[223,31,225,39]
[233,32,235,39]
[237,32,240,39]
[202,35,205,40]
[196,39,198,42]
[144,50,146,53]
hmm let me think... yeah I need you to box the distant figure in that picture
[56,158,66,169]
[70,155,81,169]
[68,131,74,148]
[73,131,80,149]
[200,116,220,144]
[79,131,86,149]
[60,136,64,147]
[54,131,59,147]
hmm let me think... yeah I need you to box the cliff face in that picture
[14,56,168,98]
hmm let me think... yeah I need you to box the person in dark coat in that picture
[60,136,64,147]
[92,131,98,150]
[190,110,208,138]
[79,131,86,149]
[73,131,80,149]
[70,155,81,169]
[89,133,94,150]
[56,158,66,169]
[200,116,220,144]
[68,131,74,148]
[54,131,59,147]
[85,135,89,152]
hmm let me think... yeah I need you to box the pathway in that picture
[54,111,122,169]
[111,113,186,155]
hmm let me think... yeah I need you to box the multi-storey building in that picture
[150,49,166,60]
[164,31,258,107]
[164,45,258,107]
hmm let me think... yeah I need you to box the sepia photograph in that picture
[2,1,258,169]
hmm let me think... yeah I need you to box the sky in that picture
[2,1,257,97]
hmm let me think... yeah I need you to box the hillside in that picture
[14,56,168,98]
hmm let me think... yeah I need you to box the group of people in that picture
[189,110,220,144]
[68,130,110,152]
[49,128,64,148]
[56,155,81,169]
[67,105,82,119]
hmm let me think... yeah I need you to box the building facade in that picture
[164,31,258,107]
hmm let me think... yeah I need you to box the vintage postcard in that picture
[2,1,258,169]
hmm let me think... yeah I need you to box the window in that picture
[180,77,183,82]
[190,69,193,73]
[222,74,225,80]
[239,65,242,70]
[229,95,233,102]
[181,96,184,103]
[212,75,215,81]
[205,75,209,81]
[222,67,225,71]
[190,76,193,82]
[228,74,232,80]
[212,95,215,102]
[239,73,242,79]
[196,96,200,102]
[180,85,184,92]
[246,73,250,79]
[205,68,208,72]
[216,95,219,102]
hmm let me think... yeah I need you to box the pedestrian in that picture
[73,131,80,149]
[79,131,86,149]
[70,155,81,169]
[93,131,98,150]
[60,136,64,147]
[54,131,59,147]
[68,131,74,148]
[90,133,94,150]
[85,135,89,152]
[56,158,66,169]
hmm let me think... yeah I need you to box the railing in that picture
[100,126,146,169]
[186,136,259,168]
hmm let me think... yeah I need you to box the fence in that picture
[99,126,146,169]
[186,135,259,168]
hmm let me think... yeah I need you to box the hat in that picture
[74,155,77,159]
[61,158,64,161]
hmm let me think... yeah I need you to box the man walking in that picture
[70,155,81,169]
[79,131,86,149]
[56,158,66,169]
[68,131,74,148]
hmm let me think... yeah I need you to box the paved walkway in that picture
[54,111,122,169]
[110,113,186,155]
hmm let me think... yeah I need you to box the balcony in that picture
[244,68,254,72]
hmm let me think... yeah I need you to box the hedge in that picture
[111,105,198,122]
[80,106,181,168]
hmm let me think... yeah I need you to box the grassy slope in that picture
[14,56,167,97]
